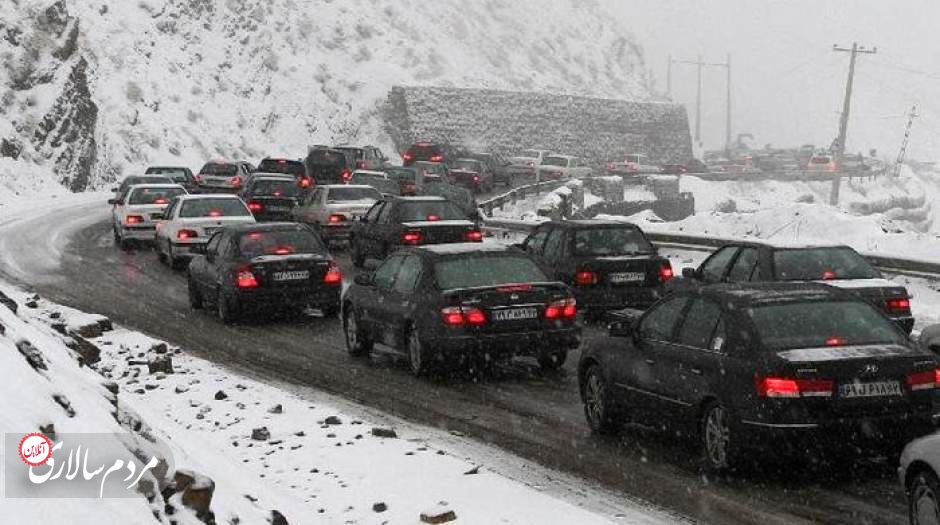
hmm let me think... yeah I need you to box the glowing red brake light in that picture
[472,175,481,182]
[822,270,836,280]
[430,154,443,162]
[401,231,423,245]
[886,298,911,312]
[659,262,674,282]
[825,336,847,346]
[247,201,263,213]
[299,177,311,188]
[235,266,259,288]
[440,306,486,326]
[426,214,440,221]
[153,198,168,205]
[341,170,352,182]
[273,245,294,255]
[277,159,287,164]
[323,262,342,285]
[328,214,346,224]
[402,152,414,161]
[463,230,483,242]
[756,377,833,398]
[230,176,242,187]
[497,284,532,292]
[125,215,144,225]
[907,369,940,391]
[208,209,223,217]
[574,270,598,286]
[177,229,198,240]
[545,299,576,319]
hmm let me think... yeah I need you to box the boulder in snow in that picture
[147,355,173,374]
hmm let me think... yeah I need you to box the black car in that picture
[420,175,481,222]
[256,158,312,189]
[349,196,482,268]
[333,145,390,171]
[187,223,342,322]
[239,175,302,222]
[111,175,175,202]
[304,148,352,185]
[448,158,494,194]
[518,220,673,318]
[342,244,581,375]
[672,241,914,333]
[402,141,445,166]
[145,166,197,190]
[383,167,422,196]
[578,282,936,472]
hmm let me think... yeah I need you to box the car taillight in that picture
[822,270,836,279]
[401,231,423,245]
[440,306,486,326]
[194,174,204,184]
[299,177,311,188]
[154,198,168,205]
[328,214,346,224]
[463,230,483,242]
[230,176,242,187]
[430,154,443,162]
[825,336,847,346]
[177,229,198,240]
[606,162,617,170]
[341,170,352,182]
[755,377,834,398]
[526,161,534,167]
[659,262,674,282]
[472,175,481,182]
[235,266,259,288]
[125,215,144,225]
[402,152,413,162]
[247,200,263,213]
[574,270,598,286]
[907,369,940,391]
[545,299,576,319]
[886,298,911,312]
[323,262,342,285]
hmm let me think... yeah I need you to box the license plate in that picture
[491,307,538,321]
[839,381,902,398]
[267,206,288,212]
[273,270,310,281]
[609,272,646,283]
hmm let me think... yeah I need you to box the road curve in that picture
[0,194,909,525]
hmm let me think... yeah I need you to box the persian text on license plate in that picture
[273,270,309,281]
[491,307,538,321]
[268,206,289,212]
[839,381,902,398]
[609,272,645,283]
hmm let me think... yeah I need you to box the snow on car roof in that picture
[397,195,447,201]
[177,193,242,201]
[352,170,387,176]
[127,183,186,189]
[250,172,295,179]
[323,184,376,189]
[705,282,839,305]
[420,243,514,256]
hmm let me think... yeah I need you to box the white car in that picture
[508,148,551,182]
[155,194,255,268]
[292,184,382,242]
[536,154,593,180]
[900,433,940,524]
[110,183,187,249]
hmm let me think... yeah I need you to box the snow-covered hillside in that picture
[1,0,653,194]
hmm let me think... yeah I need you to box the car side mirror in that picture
[608,320,634,338]
[108,198,120,205]
[682,267,699,279]
[354,272,375,286]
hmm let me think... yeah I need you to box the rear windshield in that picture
[773,247,879,280]
[452,160,482,171]
[413,163,446,176]
[542,156,569,167]
[249,179,300,197]
[179,199,251,218]
[410,144,441,156]
[120,176,172,191]
[573,227,654,256]
[200,163,237,176]
[307,150,347,166]
[257,159,306,176]
[334,147,364,159]
[384,168,417,182]
[434,255,548,290]
[327,187,381,202]
[128,187,186,205]
[396,201,465,222]
[238,230,325,257]
[146,168,189,180]
[749,301,905,351]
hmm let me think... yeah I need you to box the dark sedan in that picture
[348,196,482,267]
[187,223,342,322]
[342,243,581,375]
[579,282,937,473]
[671,241,914,332]
[518,220,673,319]
[240,174,303,222]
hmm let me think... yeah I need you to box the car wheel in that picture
[582,364,621,434]
[407,329,432,377]
[343,307,372,357]
[187,275,203,309]
[537,350,567,371]
[910,469,940,525]
[350,239,365,268]
[216,289,238,324]
[167,242,183,270]
[701,402,738,473]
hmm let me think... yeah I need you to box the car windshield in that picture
[327,187,381,202]
[238,229,325,257]
[434,255,548,290]
[146,168,188,180]
[573,227,654,256]
[128,187,186,205]
[257,160,305,176]
[542,156,569,167]
[179,198,251,218]
[773,247,880,280]
[749,301,906,351]
[397,201,466,222]
[452,160,482,171]
[200,163,237,176]
[249,179,300,197]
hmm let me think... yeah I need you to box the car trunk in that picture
[179,216,254,238]
[399,220,478,245]
[443,283,572,334]
[572,255,668,288]
[327,202,374,221]
[448,169,482,186]
[245,253,333,290]
[248,196,298,221]
[817,280,911,318]
[128,204,170,225]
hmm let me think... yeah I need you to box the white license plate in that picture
[491,307,538,321]
[268,206,289,212]
[273,270,309,281]
[839,381,902,398]
[609,272,646,283]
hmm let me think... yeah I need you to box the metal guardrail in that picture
[479,179,572,216]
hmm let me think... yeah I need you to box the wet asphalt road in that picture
[0,202,910,525]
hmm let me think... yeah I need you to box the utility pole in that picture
[725,53,732,153]
[893,104,918,178]
[672,55,731,151]
[829,42,877,205]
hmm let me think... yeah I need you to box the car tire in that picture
[909,469,940,525]
[156,239,168,263]
[537,350,567,371]
[582,364,621,435]
[343,306,372,357]
[701,402,740,474]
[216,289,238,324]
[188,275,203,310]
[407,328,432,377]
[350,239,365,268]
[167,242,183,270]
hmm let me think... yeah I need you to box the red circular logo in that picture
[19,433,53,467]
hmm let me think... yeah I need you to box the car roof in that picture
[146,166,189,170]
[417,243,516,257]
[392,195,447,202]
[544,154,575,159]
[695,282,846,307]
[720,239,852,250]
[260,157,302,162]
[547,219,640,229]
[352,170,387,176]
[128,183,186,190]
[177,193,242,201]
[249,173,295,180]
[322,184,376,190]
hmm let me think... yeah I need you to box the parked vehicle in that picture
[196,161,252,192]
[304,148,353,185]
[670,241,914,332]
[517,220,673,319]
[402,140,445,166]
[110,184,187,249]
[240,174,303,222]
[579,282,936,473]
[333,145,390,171]
[448,158,493,194]
[348,170,401,196]
[342,243,581,375]
[154,194,256,268]
[292,185,382,242]
[187,222,342,322]
[256,158,312,189]
[145,167,197,190]
[538,155,592,180]
[659,164,688,175]
[349,196,482,268]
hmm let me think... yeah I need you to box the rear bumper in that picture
[170,239,207,259]
[424,327,581,357]
[252,211,295,222]
[121,225,157,240]
[231,286,341,309]
[318,223,353,240]
[573,286,661,311]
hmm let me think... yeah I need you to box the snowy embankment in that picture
[0,282,666,524]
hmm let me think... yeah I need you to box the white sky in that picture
[610,0,940,160]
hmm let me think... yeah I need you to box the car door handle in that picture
[690,367,703,375]
[645,358,655,365]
